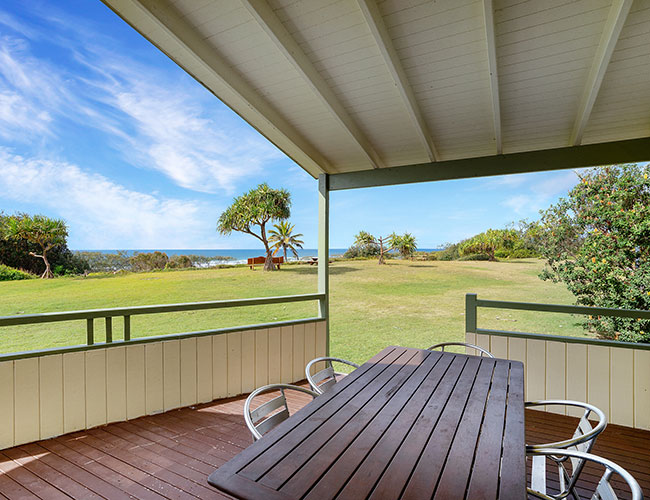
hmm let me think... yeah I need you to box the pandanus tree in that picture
[354,231,391,264]
[217,183,291,271]
[4,214,68,278]
[269,221,304,263]
[389,232,418,260]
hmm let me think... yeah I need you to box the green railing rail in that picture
[465,293,650,351]
[0,293,326,361]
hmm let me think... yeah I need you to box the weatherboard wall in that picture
[466,331,650,430]
[0,320,326,450]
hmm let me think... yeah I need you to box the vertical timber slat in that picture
[268,327,282,384]
[180,338,197,407]
[255,329,269,389]
[163,340,181,411]
[213,334,228,399]
[106,346,126,423]
[566,343,588,417]
[634,349,650,430]
[126,344,145,419]
[545,341,567,414]
[145,342,163,415]
[292,323,305,382]
[227,332,242,397]
[85,350,107,428]
[241,330,255,393]
[610,347,634,427]
[587,345,611,421]
[526,339,546,404]
[14,358,40,445]
[63,352,85,433]
[280,325,293,383]
[0,361,14,448]
[197,336,213,403]
[39,355,63,440]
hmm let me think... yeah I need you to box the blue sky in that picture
[0,1,585,250]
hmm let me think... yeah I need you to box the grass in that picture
[0,259,589,359]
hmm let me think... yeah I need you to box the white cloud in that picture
[0,149,215,249]
[0,25,282,194]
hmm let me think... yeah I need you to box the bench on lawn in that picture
[247,255,283,269]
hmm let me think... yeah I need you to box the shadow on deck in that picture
[0,391,648,499]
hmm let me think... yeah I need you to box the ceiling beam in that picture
[570,0,633,146]
[356,0,438,162]
[101,0,331,178]
[328,137,650,191]
[482,0,502,154]
[241,0,384,170]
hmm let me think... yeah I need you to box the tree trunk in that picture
[378,237,385,265]
[260,223,276,271]
[30,251,53,278]
[283,246,288,264]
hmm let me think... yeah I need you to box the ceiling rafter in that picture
[102,0,332,177]
[570,0,633,146]
[482,0,502,154]
[356,0,438,162]
[241,0,385,170]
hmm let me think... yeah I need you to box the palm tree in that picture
[268,221,304,263]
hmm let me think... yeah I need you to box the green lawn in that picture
[0,259,589,359]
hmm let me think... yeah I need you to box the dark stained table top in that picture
[208,346,526,499]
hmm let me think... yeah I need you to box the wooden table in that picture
[208,346,526,499]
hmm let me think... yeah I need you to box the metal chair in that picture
[244,384,318,441]
[527,448,643,500]
[427,342,495,358]
[305,357,360,395]
[526,401,607,499]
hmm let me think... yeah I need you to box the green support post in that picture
[105,317,113,343]
[86,318,94,346]
[124,315,131,341]
[318,173,330,355]
[465,293,478,334]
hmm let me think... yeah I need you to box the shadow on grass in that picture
[279,265,359,275]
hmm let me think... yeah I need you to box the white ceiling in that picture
[103,0,650,178]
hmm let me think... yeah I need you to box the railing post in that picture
[86,318,94,345]
[124,315,131,341]
[465,293,478,334]
[105,317,113,343]
[318,173,330,355]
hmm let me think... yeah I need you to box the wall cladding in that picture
[0,320,327,450]
[467,332,650,430]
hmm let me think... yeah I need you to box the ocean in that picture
[76,248,440,266]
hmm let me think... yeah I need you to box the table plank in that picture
[498,361,526,499]
[207,346,526,500]
[310,351,456,500]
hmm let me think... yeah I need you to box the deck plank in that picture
[0,383,648,499]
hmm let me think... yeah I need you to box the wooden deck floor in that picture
[0,392,648,499]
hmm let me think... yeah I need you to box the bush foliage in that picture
[0,264,35,281]
[538,165,650,342]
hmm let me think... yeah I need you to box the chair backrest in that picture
[525,400,607,494]
[427,342,495,358]
[244,384,318,441]
[305,357,360,395]
[527,448,643,500]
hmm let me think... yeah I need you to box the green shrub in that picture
[343,245,379,259]
[166,255,193,269]
[130,251,169,272]
[0,264,35,281]
[458,253,491,261]
[436,241,463,261]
